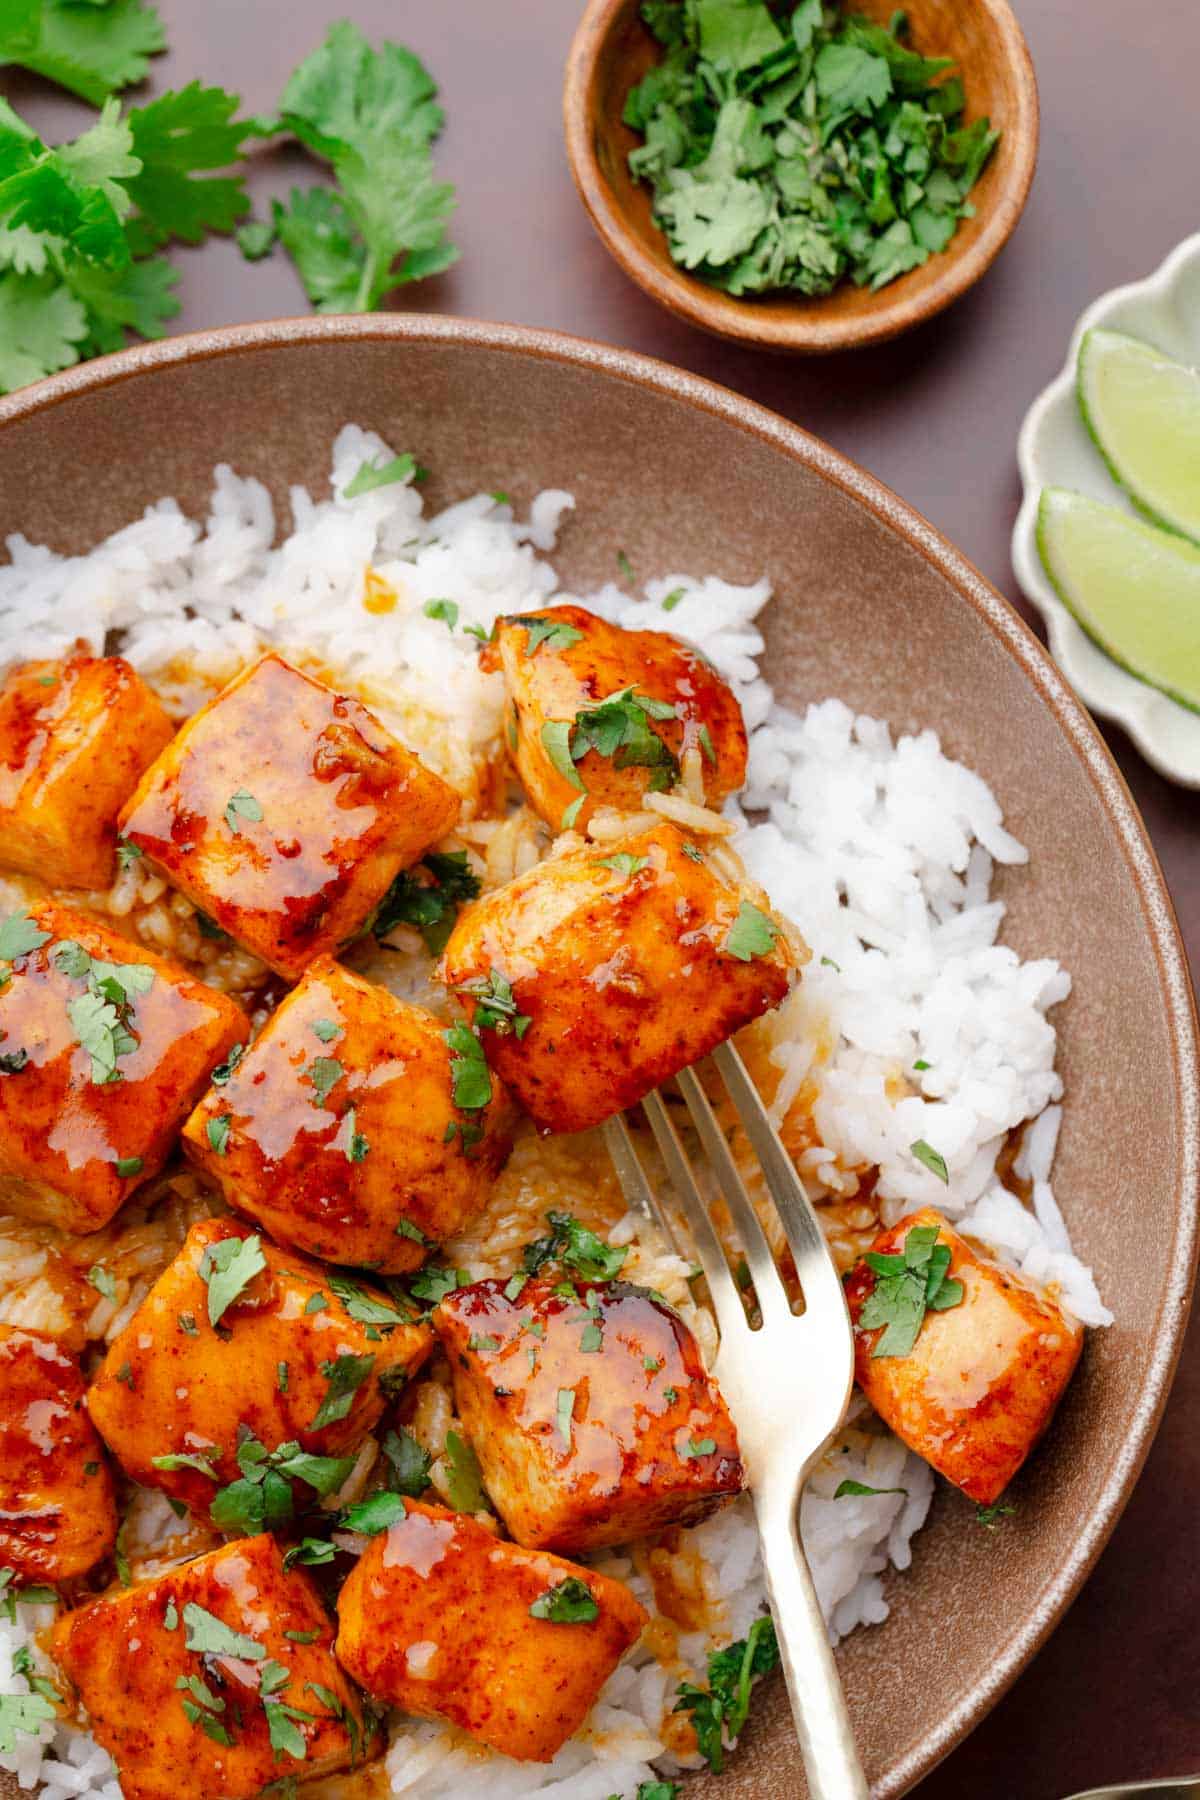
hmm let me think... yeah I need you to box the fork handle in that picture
[754,1483,870,1799]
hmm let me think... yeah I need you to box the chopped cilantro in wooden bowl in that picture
[564,0,1038,352]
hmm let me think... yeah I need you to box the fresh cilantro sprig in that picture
[857,1221,964,1357]
[625,1,999,299]
[674,1615,780,1773]
[210,1426,355,1535]
[455,968,531,1039]
[200,1232,266,1328]
[529,1576,599,1624]
[240,22,458,312]
[0,86,256,395]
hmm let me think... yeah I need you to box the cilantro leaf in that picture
[674,1615,779,1772]
[182,1601,264,1662]
[200,1233,266,1328]
[340,1490,406,1535]
[508,614,584,657]
[124,84,253,249]
[381,1427,432,1498]
[443,1024,492,1114]
[455,968,531,1039]
[857,1221,964,1357]
[593,853,649,881]
[274,22,457,312]
[0,0,166,107]
[834,1478,908,1499]
[372,849,479,954]
[443,1428,488,1512]
[326,1273,406,1330]
[309,1352,374,1431]
[0,271,87,391]
[306,1056,344,1107]
[724,900,779,962]
[0,914,50,961]
[522,1211,629,1281]
[529,1576,598,1624]
[342,451,417,497]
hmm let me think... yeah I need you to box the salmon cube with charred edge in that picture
[53,1533,376,1800]
[335,1498,647,1762]
[0,901,249,1234]
[117,652,460,980]
[434,1276,744,1552]
[0,654,174,891]
[0,1327,116,1582]
[440,821,797,1134]
[181,957,515,1273]
[844,1208,1084,1506]
[86,1218,432,1522]
[484,603,747,832]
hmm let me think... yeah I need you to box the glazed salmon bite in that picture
[0,653,174,891]
[845,1208,1084,1507]
[0,900,248,1233]
[0,1326,116,1583]
[181,955,515,1272]
[440,820,797,1134]
[53,1534,375,1800]
[118,651,460,979]
[334,1499,647,1763]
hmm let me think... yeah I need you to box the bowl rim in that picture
[562,0,1041,353]
[1,312,1196,1793]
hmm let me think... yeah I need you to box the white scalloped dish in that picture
[1013,231,1200,786]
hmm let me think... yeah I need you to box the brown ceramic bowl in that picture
[563,0,1039,352]
[0,316,1195,1797]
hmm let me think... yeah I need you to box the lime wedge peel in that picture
[1078,327,1200,544]
[1036,487,1200,716]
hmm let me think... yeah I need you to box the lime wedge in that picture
[1078,327,1200,542]
[1037,488,1200,713]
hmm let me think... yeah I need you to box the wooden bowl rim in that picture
[0,313,1195,1792]
[562,0,1041,353]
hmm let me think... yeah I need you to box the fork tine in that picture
[711,1041,848,1328]
[675,1065,789,1323]
[641,1090,747,1340]
[601,1114,682,1256]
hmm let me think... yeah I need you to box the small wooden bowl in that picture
[564,0,1039,353]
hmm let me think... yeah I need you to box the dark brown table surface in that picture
[7,3,1200,1793]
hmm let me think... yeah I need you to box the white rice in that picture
[0,426,1108,1798]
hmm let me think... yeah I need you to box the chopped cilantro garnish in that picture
[86,1264,116,1301]
[182,1601,264,1661]
[858,1221,964,1357]
[304,1292,328,1313]
[382,1427,432,1498]
[199,1232,266,1327]
[311,1019,340,1043]
[0,915,50,962]
[685,1437,717,1458]
[456,968,531,1039]
[509,614,584,657]
[309,1352,375,1430]
[277,1361,289,1394]
[910,1138,949,1183]
[616,549,634,582]
[343,452,418,498]
[674,1615,779,1773]
[151,1449,220,1480]
[724,901,780,962]
[593,852,650,881]
[115,1361,134,1389]
[372,850,480,954]
[210,1429,354,1534]
[443,1429,489,1512]
[206,1114,231,1155]
[340,1491,406,1535]
[282,1538,337,1571]
[522,1212,628,1281]
[976,1500,1017,1530]
[443,1023,492,1113]
[342,1106,370,1162]
[569,686,679,785]
[409,1263,468,1305]
[223,787,263,833]
[661,587,686,612]
[114,1155,143,1178]
[529,1576,598,1624]
[580,1321,603,1353]
[540,719,586,792]
[555,1386,576,1447]
[306,1056,344,1108]
[834,1478,908,1499]
[210,1043,244,1086]
[468,1333,500,1354]
[326,1273,406,1330]
[116,838,143,872]
[625,3,998,301]
[422,597,458,630]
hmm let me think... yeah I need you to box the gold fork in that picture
[604,1039,869,1799]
